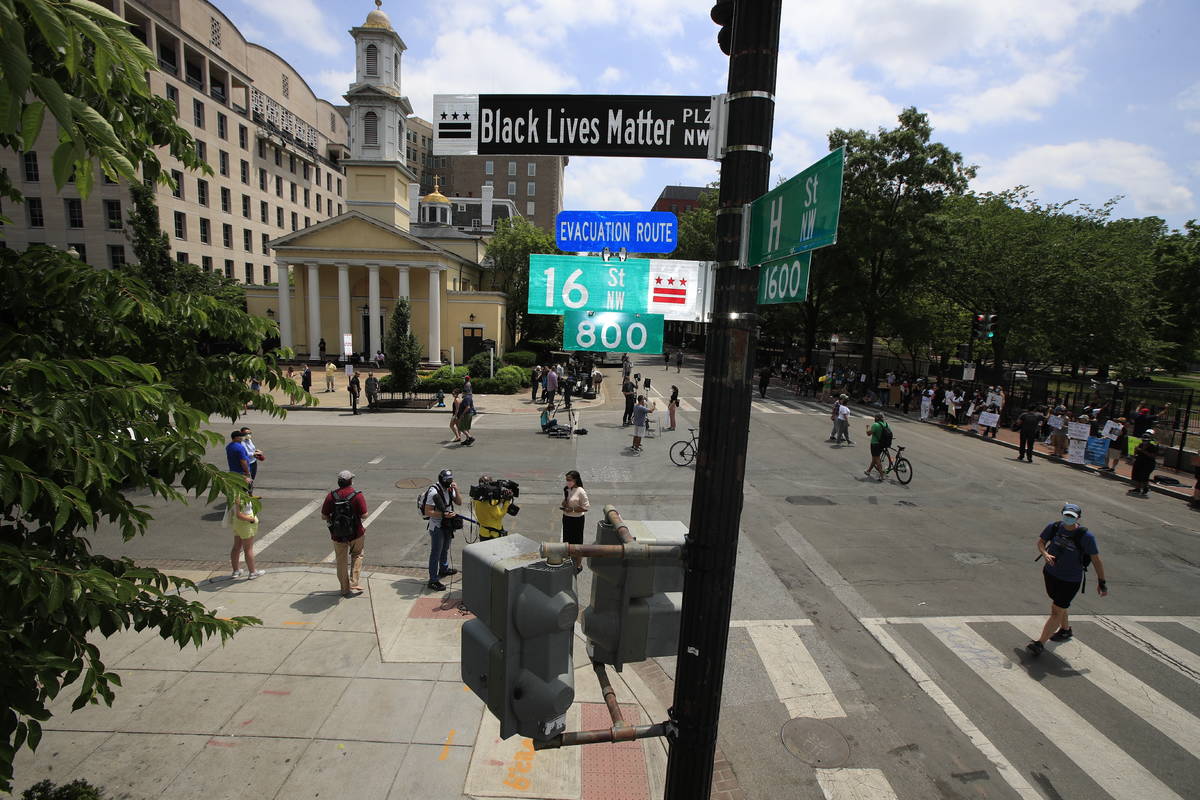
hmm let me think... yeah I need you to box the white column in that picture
[368,264,381,356]
[306,262,321,361]
[427,267,442,364]
[275,262,292,349]
[337,263,351,358]
[396,265,410,299]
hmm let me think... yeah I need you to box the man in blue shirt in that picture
[1027,502,1108,656]
[225,430,252,486]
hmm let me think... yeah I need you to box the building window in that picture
[363,111,378,145]
[338,203,343,214]
[64,198,84,227]
[199,217,211,244]
[220,187,231,212]
[290,182,297,203]
[336,178,342,195]
[291,211,298,231]
[224,259,233,278]
[196,141,206,163]
[330,112,336,132]
[192,99,204,128]
[240,159,250,184]
[171,169,183,198]
[527,181,536,196]
[365,43,379,76]
[258,168,267,191]
[69,243,87,263]
[244,263,254,284]
[22,151,39,181]
[276,206,283,228]
[238,124,248,149]
[201,255,212,272]
[108,244,126,268]
[210,16,221,47]
[176,251,188,264]
[507,181,516,196]
[261,233,270,255]
[274,148,281,167]
[281,74,289,98]
[304,188,310,208]
[507,161,516,176]
[526,201,536,216]
[217,112,227,139]
[241,194,250,218]
[260,201,268,223]
[197,179,209,206]
[263,264,271,284]
[316,195,322,213]
[484,160,494,176]
[304,216,310,227]
[315,167,321,185]
[243,228,252,251]
[104,199,122,230]
[222,223,232,248]
[289,154,296,173]
[527,162,537,177]
[258,140,266,159]
[173,211,187,239]
[302,163,310,180]
[275,175,283,197]
[326,174,332,191]
[218,150,229,176]
[165,84,179,115]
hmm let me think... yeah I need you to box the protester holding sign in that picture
[1103,418,1128,472]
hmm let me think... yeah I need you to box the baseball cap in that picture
[1144,428,1156,436]
[1061,502,1082,519]
[337,470,355,481]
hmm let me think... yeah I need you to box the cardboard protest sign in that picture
[1068,422,1092,440]
[978,411,1000,429]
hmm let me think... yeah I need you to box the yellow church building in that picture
[249,2,508,364]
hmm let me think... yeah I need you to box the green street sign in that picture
[747,147,844,267]
[562,310,664,354]
[528,254,649,315]
[757,252,812,305]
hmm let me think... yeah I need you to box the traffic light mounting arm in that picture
[534,660,670,751]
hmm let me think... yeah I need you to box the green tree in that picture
[673,184,718,261]
[1152,221,1200,372]
[384,297,423,393]
[481,216,559,345]
[826,108,975,372]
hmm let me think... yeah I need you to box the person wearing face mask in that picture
[1026,503,1107,656]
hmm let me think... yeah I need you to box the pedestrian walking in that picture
[836,396,854,445]
[458,389,477,446]
[675,349,683,372]
[545,366,559,406]
[560,470,590,573]
[365,372,380,411]
[318,337,327,362]
[421,469,462,591]
[864,412,890,481]
[449,388,463,442]
[621,374,636,426]
[759,364,771,399]
[1016,406,1043,462]
[664,351,670,370]
[630,395,650,452]
[531,366,542,402]
[348,371,361,415]
[919,385,933,422]
[667,385,679,431]
[1129,430,1159,495]
[1026,503,1107,656]
[324,360,336,392]
[321,470,368,597]
[229,496,264,579]
[301,364,312,395]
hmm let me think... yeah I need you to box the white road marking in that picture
[861,621,1039,800]
[321,500,391,563]
[253,500,320,556]
[730,618,814,628]
[1008,617,1200,757]
[816,768,899,800]
[746,623,845,719]
[683,375,704,387]
[678,399,699,412]
[1095,617,1200,683]
[751,402,778,414]
[368,455,384,464]
[926,619,1182,800]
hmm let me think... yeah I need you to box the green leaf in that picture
[17,0,69,52]
[29,74,73,130]
[51,139,76,189]
[20,101,45,150]
[0,14,31,97]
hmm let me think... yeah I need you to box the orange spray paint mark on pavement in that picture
[439,729,456,760]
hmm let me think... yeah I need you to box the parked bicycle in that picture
[669,427,700,467]
[881,445,913,484]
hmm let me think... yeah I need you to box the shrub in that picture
[22,780,108,800]
[471,374,522,394]
[415,365,469,393]
[501,350,537,368]
[517,339,557,363]
[496,365,530,387]
[465,351,495,377]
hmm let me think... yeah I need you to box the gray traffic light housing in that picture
[461,534,577,742]
[583,519,685,671]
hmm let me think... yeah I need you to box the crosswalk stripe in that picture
[751,402,778,414]
[254,499,320,556]
[926,620,1182,800]
[320,500,392,563]
[1095,617,1200,683]
[816,768,898,800]
[678,399,699,412]
[1007,617,1200,757]
[861,621,1040,800]
[746,623,844,719]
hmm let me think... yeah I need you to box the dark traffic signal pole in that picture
[664,2,781,798]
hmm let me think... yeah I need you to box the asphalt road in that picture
[90,353,1200,800]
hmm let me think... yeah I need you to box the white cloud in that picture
[502,0,690,41]
[314,69,355,100]
[665,52,697,74]
[976,139,1194,216]
[773,55,898,141]
[933,51,1083,133]
[563,157,649,211]
[597,66,624,86]
[241,0,342,56]
[1176,81,1200,111]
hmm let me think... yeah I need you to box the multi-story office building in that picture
[0,0,349,285]
[652,185,713,215]
[434,154,566,234]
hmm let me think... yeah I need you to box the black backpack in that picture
[1040,521,1093,591]
[327,489,361,541]
[877,421,893,448]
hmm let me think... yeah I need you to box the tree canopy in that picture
[481,216,560,345]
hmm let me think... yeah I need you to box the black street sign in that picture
[433,94,716,159]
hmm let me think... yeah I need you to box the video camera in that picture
[468,477,521,515]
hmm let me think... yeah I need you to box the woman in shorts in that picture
[449,388,463,442]
[560,471,590,573]
[230,497,264,579]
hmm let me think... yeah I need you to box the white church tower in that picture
[343,1,416,228]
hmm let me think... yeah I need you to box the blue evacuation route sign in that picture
[555,210,678,254]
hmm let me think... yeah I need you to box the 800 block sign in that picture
[563,310,664,353]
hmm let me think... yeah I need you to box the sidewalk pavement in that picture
[10,566,671,800]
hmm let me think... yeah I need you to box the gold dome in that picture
[363,0,393,30]
[421,175,450,205]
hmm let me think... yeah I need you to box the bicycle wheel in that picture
[893,457,913,485]
[670,440,696,467]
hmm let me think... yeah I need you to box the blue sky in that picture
[226,0,1198,230]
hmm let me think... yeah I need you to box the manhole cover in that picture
[953,552,998,566]
[781,718,850,767]
[786,496,836,506]
[395,477,430,489]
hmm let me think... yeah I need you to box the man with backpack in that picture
[421,469,463,591]
[864,412,892,481]
[321,470,369,598]
[1026,502,1108,656]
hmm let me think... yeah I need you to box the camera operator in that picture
[470,474,520,541]
[422,469,463,591]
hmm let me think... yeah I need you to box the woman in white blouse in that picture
[561,470,590,574]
